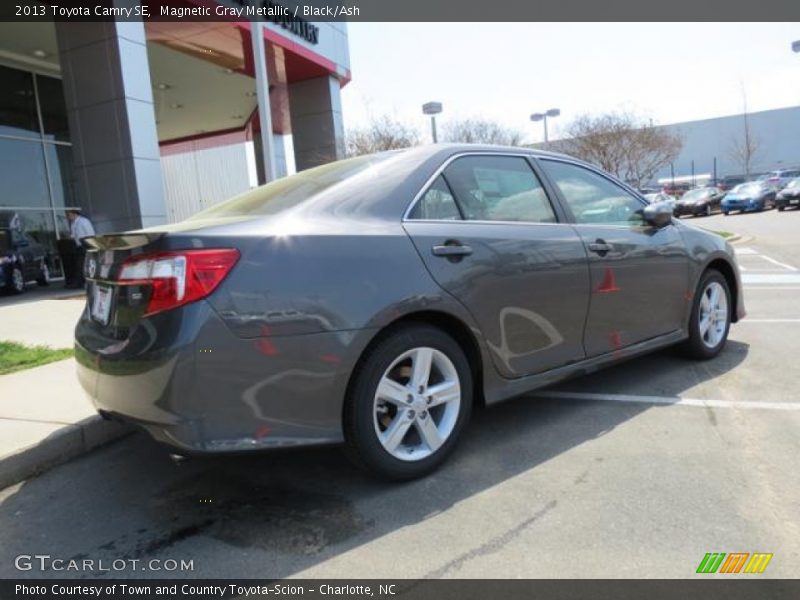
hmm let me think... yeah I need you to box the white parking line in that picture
[739,318,800,323]
[740,274,800,284]
[759,255,798,271]
[743,286,800,290]
[535,390,800,411]
[735,247,758,255]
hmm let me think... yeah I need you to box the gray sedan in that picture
[75,145,745,480]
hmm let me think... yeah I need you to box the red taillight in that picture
[119,248,239,316]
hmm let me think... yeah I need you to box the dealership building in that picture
[652,105,800,185]
[0,10,350,279]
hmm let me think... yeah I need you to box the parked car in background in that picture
[716,176,747,192]
[776,177,800,211]
[762,169,800,191]
[643,192,677,211]
[638,186,662,196]
[0,227,50,294]
[74,144,745,480]
[673,187,724,217]
[663,182,692,197]
[721,182,777,215]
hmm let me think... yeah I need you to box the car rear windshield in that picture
[733,183,761,194]
[188,153,397,219]
[681,189,708,200]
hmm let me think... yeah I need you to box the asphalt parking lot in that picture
[1,207,798,580]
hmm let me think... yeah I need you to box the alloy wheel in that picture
[698,281,728,349]
[12,268,24,293]
[372,346,461,461]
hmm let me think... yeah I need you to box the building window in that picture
[0,63,73,279]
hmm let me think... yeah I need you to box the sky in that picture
[340,23,800,144]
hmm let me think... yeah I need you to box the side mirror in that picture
[643,201,673,228]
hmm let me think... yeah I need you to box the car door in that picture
[403,154,590,378]
[537,158,689,358]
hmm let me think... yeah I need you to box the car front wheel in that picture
[344,324,472,480]
[6,266,25,294]
[681,270,731,360]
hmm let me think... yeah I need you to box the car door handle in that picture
[588,240,613,255]
[432,244,473,257]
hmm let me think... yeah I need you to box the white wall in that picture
[161,141,257,223]
[655,105,800,180]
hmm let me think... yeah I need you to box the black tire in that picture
[343,324,473,481]
[778,205,785,212]
[680,270,731,360]
[36,262,50,287]
[723,211,729,216]
[7,266,25,294]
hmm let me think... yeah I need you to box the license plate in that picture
[91,284,112,325]
[790,199,799,204]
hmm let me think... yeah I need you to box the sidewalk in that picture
[0,293,130,490]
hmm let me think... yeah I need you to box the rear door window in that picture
[407,175,462,220]
[441,155,557,223]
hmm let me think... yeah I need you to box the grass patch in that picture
[711,230,735,239]
[0,341,74,375]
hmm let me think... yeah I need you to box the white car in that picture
[643,192,677,210]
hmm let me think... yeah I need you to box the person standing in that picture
[65,208,95,289]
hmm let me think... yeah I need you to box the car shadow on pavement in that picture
[0,341,749,579]
[0,285,84,308]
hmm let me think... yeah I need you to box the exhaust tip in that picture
[169,453,188,464]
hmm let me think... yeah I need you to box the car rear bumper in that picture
[722,199,763,212]
[673,204,704,216]
[75,300,373,453]
[776,194,800,206]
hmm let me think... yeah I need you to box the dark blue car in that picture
[721,182,776,215]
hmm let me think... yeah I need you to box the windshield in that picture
[189,153,398,220]
[732,183,761,194]
[681,189,708,201]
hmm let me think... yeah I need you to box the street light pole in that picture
[530,108,561,146]
[422,102,443,143]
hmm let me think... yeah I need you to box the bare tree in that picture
[727,89,762,178]
[440,117,525,146]
[554,111,682,189]
[345,115,421,156]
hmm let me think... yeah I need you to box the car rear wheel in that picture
[36,262,50,286]
[681,270,731,360]
[343,324,472,480]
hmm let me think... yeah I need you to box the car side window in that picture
[540,159,646,226]
[442,156,557,223]
[407,175,462,220]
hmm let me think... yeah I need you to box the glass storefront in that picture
[0,63,74,279]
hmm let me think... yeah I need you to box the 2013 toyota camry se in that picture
[75,144,745,480]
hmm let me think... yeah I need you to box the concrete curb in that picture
[729,234,754,245]
[0,416,132,491]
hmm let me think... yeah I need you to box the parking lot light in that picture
[422,101,443,143]
[530,108,560,145]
